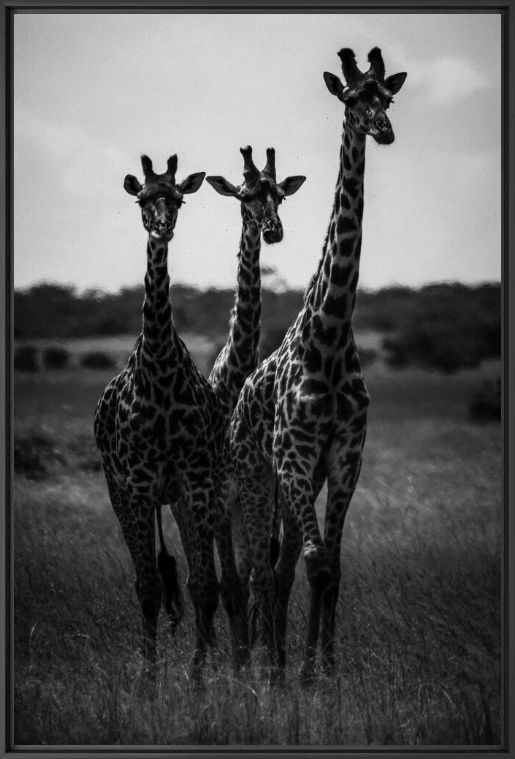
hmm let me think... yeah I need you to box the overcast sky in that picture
[14,12,501,293]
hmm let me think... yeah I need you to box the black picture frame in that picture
[2,1,513,757]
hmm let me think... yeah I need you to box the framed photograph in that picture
[3,0,512,755]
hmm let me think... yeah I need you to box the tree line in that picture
[14,281,500,374]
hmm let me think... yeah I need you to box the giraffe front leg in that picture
[272,500,302,672]
[104,466,162,667]
[125,496,163,666]
[277,463,329,684]
[214,462,250,670]
[234,448,277,679]
[184,478,219,678]
[320,422,367,675]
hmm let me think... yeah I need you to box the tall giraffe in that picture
[206,146,305,649]
[94,154,242,672]
[229,47,407,680]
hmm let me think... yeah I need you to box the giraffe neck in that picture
[227,215,262,370]
[305,116,366,346]
[140,236,179,371]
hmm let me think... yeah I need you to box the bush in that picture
[384,324,483,374]
[469,378,501,422]
[14,430,64,479]
[14,346,40,372]
[80,351,116,370]
[43,345,70,370]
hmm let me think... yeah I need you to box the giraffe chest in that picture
[113,374,222,466]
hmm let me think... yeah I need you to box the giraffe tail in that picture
[156,505,185,635]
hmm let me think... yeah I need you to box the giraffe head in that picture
[205,146,306,244]
[123,155,205,242]
[324,47,407,145]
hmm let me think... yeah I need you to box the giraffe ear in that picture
[177,172,206,194]
[123,174,142,196]
[278,176,306,197]
[384,72,407,95]
[205,176,241,198]
[323,71,346,101]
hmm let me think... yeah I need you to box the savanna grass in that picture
[13,364,502,745]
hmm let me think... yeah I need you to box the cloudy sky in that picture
[14,12,501,293]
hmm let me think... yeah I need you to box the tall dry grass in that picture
[13,360,502,746]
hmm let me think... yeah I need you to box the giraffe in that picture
[94,154,241,672]
[206,145,306,423]
[205,147,305,641]
[228,47,407,680]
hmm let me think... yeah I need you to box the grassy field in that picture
[12,335,502,746]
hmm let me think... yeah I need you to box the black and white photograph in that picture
[8,4,507,749]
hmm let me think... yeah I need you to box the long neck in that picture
[229,215,262,371]
[140,236,179,370]
[209,215,261,418]
[308,115,366,339]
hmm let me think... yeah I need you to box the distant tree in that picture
[43,346,70,370]
[14,345,39,372]
[469,378,501,422]
[80,351,116,369]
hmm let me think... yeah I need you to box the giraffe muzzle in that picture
[371,114,395,145]
[262,221,283,244]
[373,128,395,145]
[152,220,174,241]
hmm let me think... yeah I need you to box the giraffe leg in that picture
[156,504,184,635]
[320,421,367,675]
[104,465,162,665]
[232,493,252,595]
[124,502,162,664]
[214,462,249,670]
[234,448,276,676]
[272,501,302,672]
[276,462,329,683]
[183,478,220,676]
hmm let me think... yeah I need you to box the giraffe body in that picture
[229,48,407,679]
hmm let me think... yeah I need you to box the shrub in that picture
[469,378,501,422]
[14,430,64,479]
[80,351,116,370]
[14,346,40,372]
[383,324,483,374]
[43,345,70,370]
